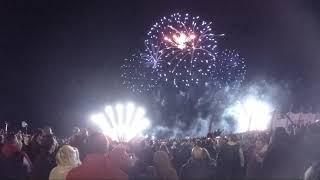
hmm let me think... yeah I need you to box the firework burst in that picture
[145,13,221,89]
[212,49,247,90]
[120,53,160,93]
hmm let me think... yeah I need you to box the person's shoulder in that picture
[66,165,83,180]
[49,166,60,179]
[67,164,84,175]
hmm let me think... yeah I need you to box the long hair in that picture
[56,145,81,167]
[153,151,178,180]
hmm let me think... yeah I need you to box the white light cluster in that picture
[90,102,150,142]
[120,13,247,94]
[213,49,247,90]
[226,96,274,133]
[121,53,160,93]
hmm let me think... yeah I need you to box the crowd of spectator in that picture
[0,121,320,180]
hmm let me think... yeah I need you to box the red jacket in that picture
[67,153,128,180]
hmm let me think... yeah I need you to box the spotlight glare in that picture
[226,96,274,133]
[91,103,150,142]
[90,113,113,137]
[125,102,136,126]
[105,106,117,128]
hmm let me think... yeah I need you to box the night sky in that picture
[1,0,320,135]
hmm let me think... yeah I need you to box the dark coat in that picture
[246,147,263,178]
[262,127,294,178]
[217,143,242,180]
[262,142,293,178]
[0,144,32,180]
[31,151,56,180]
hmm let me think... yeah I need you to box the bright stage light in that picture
[226,96,274,133]
[91,102,150,142]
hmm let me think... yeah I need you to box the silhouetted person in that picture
[69,128,88,161]
[217,134,244,180]
[180,147,216,180]
[0,134,32,180]
[28,128,43,163]
[263,127,293,178]
[246,138,268,178]
[148,151,178,180]
[31,134,58,180]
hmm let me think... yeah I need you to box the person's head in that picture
[4,134,18,144]
[23,135,31,145]
[255,137,267,150]
[0,135,3,144]
[43,126,53,136]
[195,140,202,147]
[228,134,238,143]
[215,136,222,146]
[4,134,22,150]
[41,134,58,154]
[216,136,227,147]
[72,127,80,135]
[305,162,320,180]
[86,132,109,154]
[270,127,289,145]
[153,151,177,179]
[159,144,169,154]
[205,138,213,145]
[153,151,172,169]
[31,128,43,144]
[16,133,22,141]
[80,128,88,137]
[56,145,81,167]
